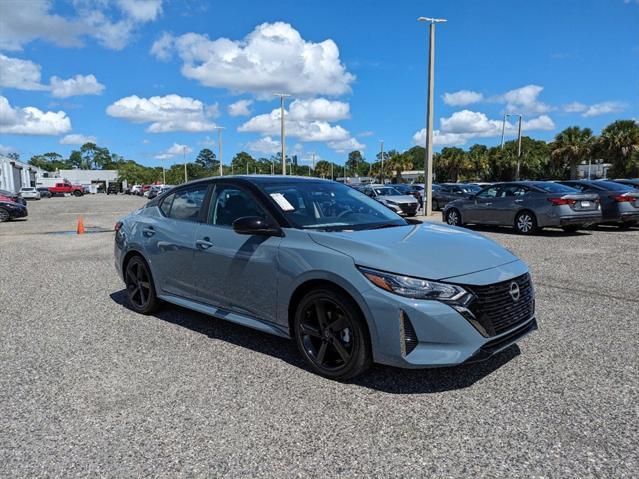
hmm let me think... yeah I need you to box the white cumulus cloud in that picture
[106,94,218,132]
[246,136,281,155]
[60,134,97,145]
[288,98,350,121]
[327,137,365,153]
[582,101,625,118]
[0,54,47,90]
[50,74,105,98]
[227,99,253,117]
[155,143,192,160]
[493,84,551,115]
[153,22,355,97]
[0,95,71,135]
[442,90,484,106]
[0,0,164,51]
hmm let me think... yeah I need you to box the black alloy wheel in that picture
[124,256,159,314]
[294,288,371,380]
[0,208,9,222]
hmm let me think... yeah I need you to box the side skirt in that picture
[157,293,290,339]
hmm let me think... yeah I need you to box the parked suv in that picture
[359,185,419,216]
[48,181,84,197]
[443,181,601,234]
[19,187,41,200]
[115,176,536,380]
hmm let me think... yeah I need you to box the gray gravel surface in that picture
[1,195,637,477]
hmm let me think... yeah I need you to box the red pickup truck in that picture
[49,181,84,197]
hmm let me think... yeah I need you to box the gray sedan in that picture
[443,181,602,234]
[360,185,419,216]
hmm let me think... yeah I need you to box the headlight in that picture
[386,200,397,205]
[358,266,472,304]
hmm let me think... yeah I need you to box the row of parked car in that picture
[439,179,639,234]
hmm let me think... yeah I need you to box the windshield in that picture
[373,187,401,196]
[594,180,637,191]
[535,182,580,193]
[260,181,408,231]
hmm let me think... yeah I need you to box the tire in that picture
[562,225,581,233]
[515,210,538,235]
[432,199,440,211]
[73,190,83,197]
[445,208,462,227]
[293,287,372,381]
[124,255,160,314]
[0,208,9,222]
[618,221,637,229]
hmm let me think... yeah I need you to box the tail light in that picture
[547,198,576,206]
[114,221,123,232]
[610,195,635,202]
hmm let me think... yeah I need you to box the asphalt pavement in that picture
[1,194,637,477]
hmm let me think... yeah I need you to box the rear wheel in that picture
[446,208,462,226]
[515,211,538,234]
[0,208,9,222]
[73,190,83,197]
[294,288,371,381]
[124,256,159,314]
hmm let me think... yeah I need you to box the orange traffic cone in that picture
[77,216,85,235]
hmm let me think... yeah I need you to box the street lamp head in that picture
[418,17,447,23]
[274,93,291,98]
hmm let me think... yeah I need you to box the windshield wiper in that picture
[367,223,403,230]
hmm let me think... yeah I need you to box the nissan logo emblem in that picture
[509,281,521,302]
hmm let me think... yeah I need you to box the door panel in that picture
[193,183,282,323]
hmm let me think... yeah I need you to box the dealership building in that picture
[0,155,45,193]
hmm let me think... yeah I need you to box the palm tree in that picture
[387,152,413,182]
[550,126,595,179]
[598,120,639,178]
[314,160,332,178]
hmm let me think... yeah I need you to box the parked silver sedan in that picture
[360,185,419,217]
[443,181,602,234]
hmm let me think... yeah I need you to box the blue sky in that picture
[1,0,638,168]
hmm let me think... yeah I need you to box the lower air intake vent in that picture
[400,310,418,356]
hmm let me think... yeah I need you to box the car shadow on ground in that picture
[464,224,592,237]
[110,289,520,394]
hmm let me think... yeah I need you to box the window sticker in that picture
[270,193,296,211]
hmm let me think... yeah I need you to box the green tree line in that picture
[27,120,638,185]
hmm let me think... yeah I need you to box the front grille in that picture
[464,273,534,336]
[400,203,418,215]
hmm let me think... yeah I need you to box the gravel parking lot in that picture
[1,194,637,477]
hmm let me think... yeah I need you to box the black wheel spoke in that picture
[328,314,347,332]
[331,338,351,363]
[138,285,146,305]
[314,301,328,329]
[316,340,328,363]
[300,323,321,338]
[126,269,137,285]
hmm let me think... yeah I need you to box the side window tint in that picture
[159,193,174,216]
[209,186,266,227]
[167,185,208,222]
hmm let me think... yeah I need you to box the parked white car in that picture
[19,187,41,200]
[130,185,143,195]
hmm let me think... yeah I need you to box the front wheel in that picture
[445,208,462,226]
[124,256,160,314]
[0,208,9,222]
[294,288,371,381]
[515,211,538,234]
[73,190,83,197]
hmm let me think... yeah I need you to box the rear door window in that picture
[160,184,208,222]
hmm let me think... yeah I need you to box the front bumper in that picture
[361,260,536,368]
[9,207,28,219]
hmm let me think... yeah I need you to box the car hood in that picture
[379,195,417,204]
[308,222,519,280]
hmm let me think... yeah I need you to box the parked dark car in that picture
[0,199,28,222]
[36,187,52,198]
[107,183,119,195]
[433,183,482,210]
[443,181,601,234]
[558,180,639,227]
[0,189,26,205]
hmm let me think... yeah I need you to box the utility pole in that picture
[160,159,166,184]
[516,114,523,180]
[275,93,290,175]
[331,162,334,180]
[418,16,446,216]
[213,126,225,176]
[500,113,507,148]
[183,146,188,183]
[380,140,384,184]
[312,151,316,173]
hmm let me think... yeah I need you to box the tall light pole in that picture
[160,158,166,184]
[380,140,384,184]
[418,16,446,216]
[213,126,225,176]
[501,113,523,179]
[183,146,188,183]
[275,93,290,175]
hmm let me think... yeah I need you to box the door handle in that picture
[515,199,523,203]
[196,238,214,250]
[484,202,492,206]
[142,226,155,237]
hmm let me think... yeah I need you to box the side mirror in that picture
[232,216,283,237]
